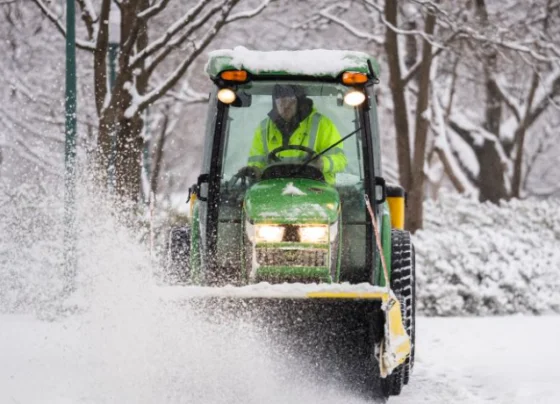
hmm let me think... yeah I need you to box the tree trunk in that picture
[115,115,144,203]
[475,0,509,203]
[406,7,436,233]
[477,139,507,203]
[96,108,116,187]
[384,0,413,193]
[150,109,170,197]
[106,0,150,205]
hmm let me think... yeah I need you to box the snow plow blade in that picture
[157,282,411,377]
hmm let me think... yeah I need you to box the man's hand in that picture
[237,165,262,180]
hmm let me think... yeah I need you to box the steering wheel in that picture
[267,145,316,163]
[227,166,259,190]
[228,172,247,189]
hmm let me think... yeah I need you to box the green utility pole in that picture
[108,1,120,192]
[107,42,118,192]
[143,107,151,203]
[63,0,77,293]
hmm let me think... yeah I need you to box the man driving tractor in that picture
[240,84,347,184]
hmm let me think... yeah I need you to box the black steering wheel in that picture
[267,145,316,163]
[226,166,260,191]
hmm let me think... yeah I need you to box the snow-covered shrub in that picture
[414,193,560,316]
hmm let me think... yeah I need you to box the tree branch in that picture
[94,0,111,116]
[137,0,171,20]
[402,30,461,85]
[525,71,560,128]
[129,0,240,114]
[143,1,228,76]
[226,0,271,23]
[76,0,98,40]
[129,0,209,69]
[430,90,473,194]
[319,4,384,45]
[492,75,522,122]
[31,0,96,51]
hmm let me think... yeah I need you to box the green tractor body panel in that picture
[244,178,339,225]
[206,47,381,80]
[243,178,340,284]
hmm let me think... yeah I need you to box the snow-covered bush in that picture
[414,193,560,316]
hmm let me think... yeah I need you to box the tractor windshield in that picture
[214,80,371,279]
[220,81,364,187]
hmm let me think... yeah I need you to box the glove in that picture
[237,165,262,180]
[309,157,324,171]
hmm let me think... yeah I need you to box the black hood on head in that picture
[269,84,313,139]
[272,84,306,100]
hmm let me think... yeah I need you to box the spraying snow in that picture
[0,178,376,404]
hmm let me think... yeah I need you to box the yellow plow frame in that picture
[158,283,411,377]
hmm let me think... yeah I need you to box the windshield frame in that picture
[203,77,381,278]
[219,80,368,185]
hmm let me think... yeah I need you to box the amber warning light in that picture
[220,70,248,82]
[342,72,368,85]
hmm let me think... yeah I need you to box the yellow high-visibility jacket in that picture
[247,109,347,184]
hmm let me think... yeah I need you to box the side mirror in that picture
[196,173,209,202]
[374,176,386,204]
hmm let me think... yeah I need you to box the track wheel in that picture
[381,229,415,396]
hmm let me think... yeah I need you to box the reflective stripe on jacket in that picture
[248,109,347,184]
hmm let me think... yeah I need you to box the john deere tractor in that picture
[165,48,416,400]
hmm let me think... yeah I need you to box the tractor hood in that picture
[244,178,340,225]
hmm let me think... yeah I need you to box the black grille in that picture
[255,248,328,267]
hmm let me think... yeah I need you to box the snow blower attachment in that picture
[164,48,416,399]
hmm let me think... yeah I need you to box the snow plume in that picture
[0,175,374,403]
[415,193,560,316]
[0,178,65,315]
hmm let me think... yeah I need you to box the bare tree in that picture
[445,0,560,202]
[316,0,452,232]
[32,0,271,203]
[314,0,560,231]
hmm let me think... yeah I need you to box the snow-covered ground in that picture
[2,312,559,404]
[394,316,560,404]
[1,183,559,403]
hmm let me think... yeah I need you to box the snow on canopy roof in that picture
[206,46,380,80]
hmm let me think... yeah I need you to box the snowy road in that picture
[2,313,559,404]
[393,316,560,404]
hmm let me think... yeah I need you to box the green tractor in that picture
[166,48,416,399]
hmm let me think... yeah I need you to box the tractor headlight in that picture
[298,225,329,243]
[255,225,285,243]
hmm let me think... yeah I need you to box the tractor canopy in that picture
[206,46,381,80]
